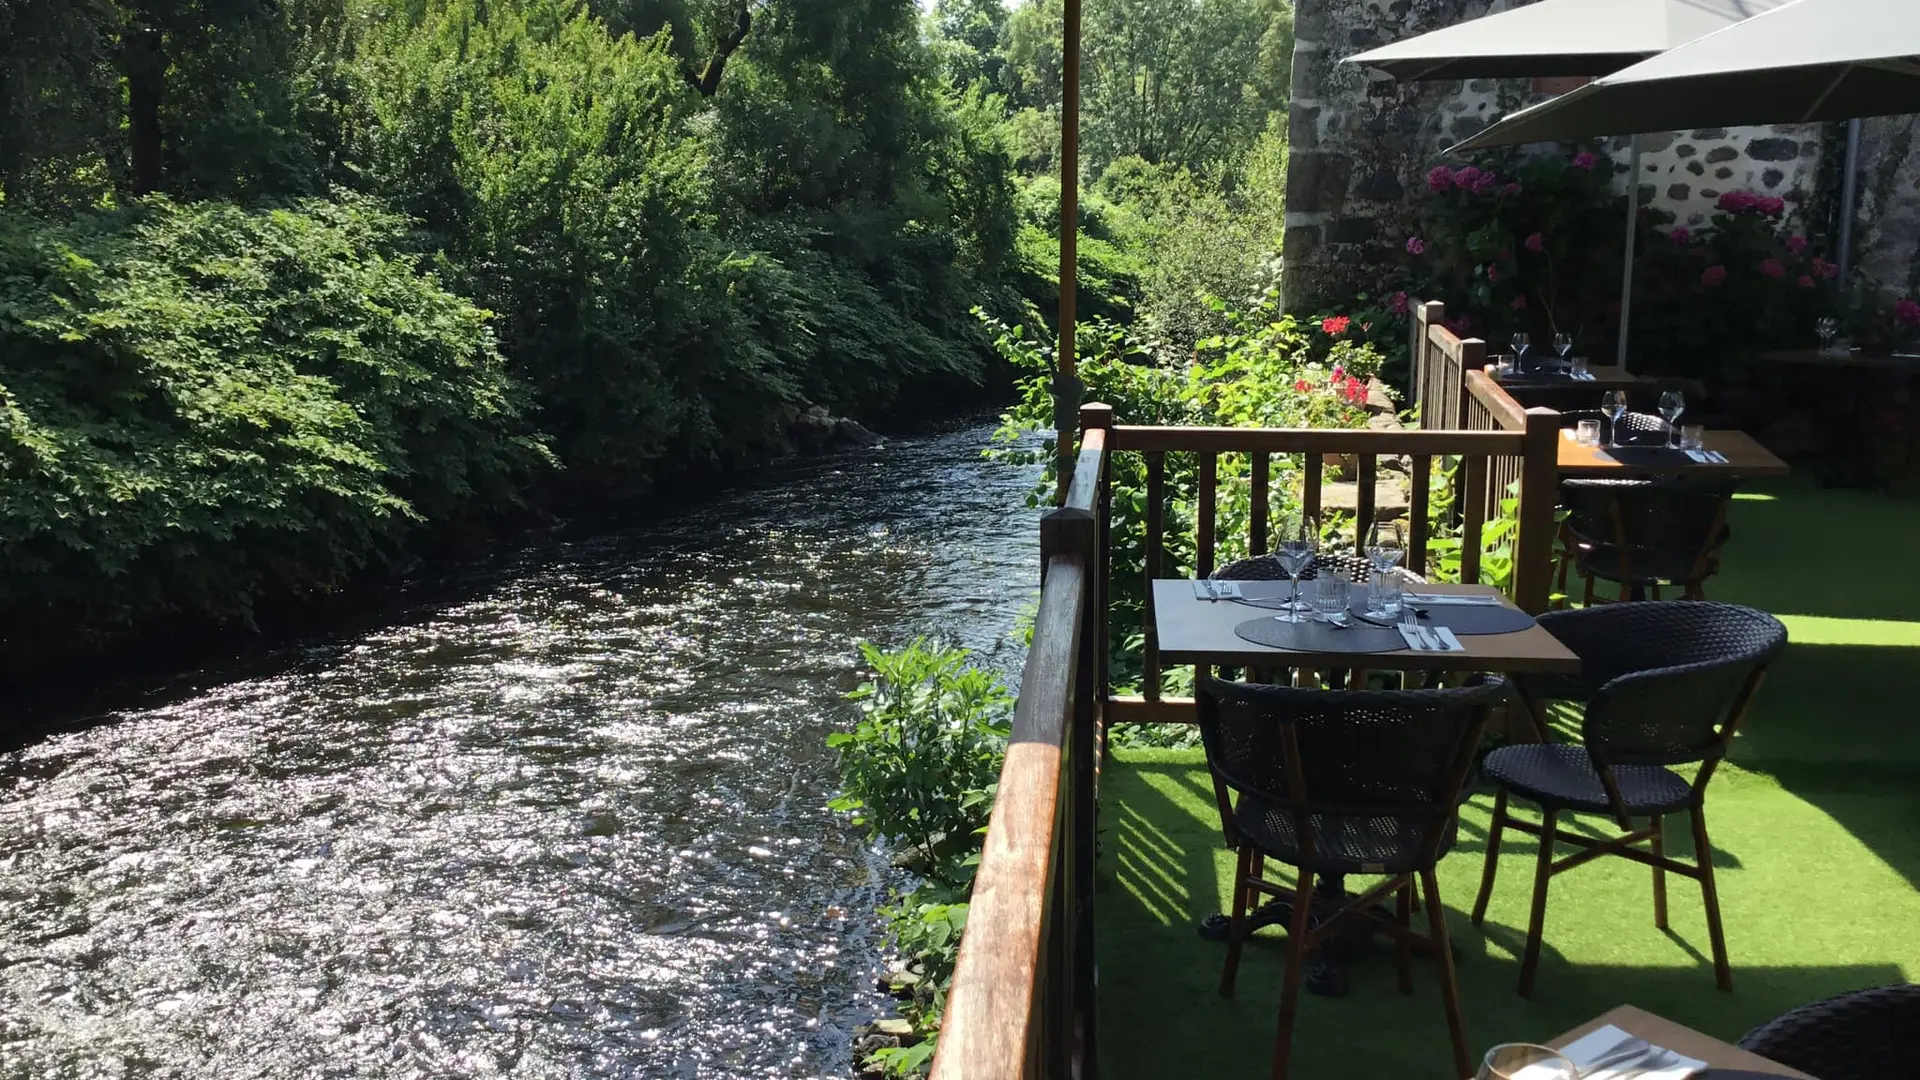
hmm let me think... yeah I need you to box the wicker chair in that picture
[1199,675,1509,1080]
[1469,603,1788,996]
[1558,478,1734,604]
[1213,551,1373,583]
[1736,984,1920,1079]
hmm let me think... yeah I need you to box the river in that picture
[0,421,1041,1079]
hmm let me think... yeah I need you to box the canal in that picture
[0,421,1040,1079]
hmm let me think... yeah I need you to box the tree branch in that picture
[680,5,751,98]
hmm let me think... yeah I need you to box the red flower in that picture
[1486,264,1501,283]
[1321,315,1352,335]
[1797,275,1816,288]
[1701,265,1728,287]
[1406,236,1426,256]
[1427,165,1454,194]
[1759,196,1787,218]
[1525,232,1545,253]
[1572,151,1598,170]
[1389,291,1410,314]
[1812,256,1839,279]
[1786,234,1809,255]
[1895,298,1920,326]
[1759,258,1786,280]
[1294,378,1312,393]
[1331,365,1346,379]
[1669,227,1691,244]
[1510,295,1527,310]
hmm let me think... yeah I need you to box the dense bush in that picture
[0,196,544,633]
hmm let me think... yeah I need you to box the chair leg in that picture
[1691,807,1734,992]
[1271,869,1315,1080]
[1395,880,1414,995]
[1422,868,1472,1080]
[1650,815,1669,931]
[1220,844,1254,997]
[1471,788,1509,926]
[1582,573,1597,607]
[1519,808,1558,998]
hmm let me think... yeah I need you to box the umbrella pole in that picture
[1838,117,1862,283]
[1616,133,1641,373]
[1053,0,1084,507]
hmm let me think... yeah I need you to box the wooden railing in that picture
[1412,300,1483,431]
[931,413,1107,1080]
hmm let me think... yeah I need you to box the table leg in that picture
[1197,875,1433,997]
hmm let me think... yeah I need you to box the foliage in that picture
[0,196,544,633]
[829,639,1014,1076]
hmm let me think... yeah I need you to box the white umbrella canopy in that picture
[1348,0,1787,80]
[1452,0,1920,150]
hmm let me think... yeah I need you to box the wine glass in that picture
[1553,333,1573,370]
[1275,516,1317,624]
[1658,389,1686,448]
[1816,315,1839,355]
[1602,390,1630,449]
[1510,331,1531,372]
[1477,1043,1577,1080]
[1366,520,1406,616]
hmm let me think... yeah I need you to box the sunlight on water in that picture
[0,423,1040,1079]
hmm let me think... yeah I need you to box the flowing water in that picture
[0,422,1041,1080]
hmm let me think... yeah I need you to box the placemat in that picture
[1233,616,1405,654]
[1604,445,1693,467]
[1390,598,1536,636]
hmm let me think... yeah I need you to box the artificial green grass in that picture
[1095,480,1920,1078]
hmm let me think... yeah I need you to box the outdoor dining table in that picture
[1153,578,1579,993]
[1557,427,1792,478]
[1552,1005,1816,1078]
[1492,361,1641,391]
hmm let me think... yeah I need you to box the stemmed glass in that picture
[1510,332,1531,372]
[1275,516,1318,624]
[1602,390,1630,449]
[1659,390,1686,448]
[1553,333,1573,370]
[1816,315,1839,355]
[1366,520,1406,616]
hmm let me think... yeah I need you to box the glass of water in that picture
[1276,516,1317,623]
[1658,390,1686,448]
[1313,574,1350,623]
[1570,355,1590,379]
[1576,419,1601,446]
[1477,1044,1577,1080]
[1682,424,1706,451]
[1366,520,1406,616]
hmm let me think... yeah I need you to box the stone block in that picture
[1449,115,1488,140]
[1289,106,1324,149]
[1349,27,1382,47]
[1715,166,1734,180]
[1747,137,1799,161]
[1355,168,1405,201]
[1676,144,1698,158]
[1285,224,1324,262]
[1763,168,1785,189]
[1287,151,1353,213]
[1692,128,1728,140]
[1687,161,1705,176]
[1330,216,1378,243]
[1668,183,1690,201]
[1705,146,1739,163]
[1639,132,1676,153]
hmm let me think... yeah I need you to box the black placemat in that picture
[1603,445,1693,467]
[1388,598,1536,636]
[1233,616,1405,654]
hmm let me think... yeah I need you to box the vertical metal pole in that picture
[1616,134,1642,372]
[1054,0,1083,507]
[1838,117,1863,284]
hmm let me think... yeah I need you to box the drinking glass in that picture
[1602,390,1630,449]
[1816,315,1839,355]
[1369,569,1404,618]
[1553,333,1573,368]
[1658,390,1686,448]
[1575,419,1601,446]
[1366,520,1406,616]
[1477,1043,1577,1080]
[1313,575,1350,623]
[1682,424,1706,451]
[1570,355,1590,379]
[1276,517,1317,623]
[1510,332,1531,372]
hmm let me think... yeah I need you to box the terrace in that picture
[929,321,1920,1079]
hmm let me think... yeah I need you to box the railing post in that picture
[1415,301,1441,428]
[1040,502,1096,1080]
[1513,406,1561,614]
[1081,403,1114,712]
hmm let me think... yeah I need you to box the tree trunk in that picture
[123,21,164,195]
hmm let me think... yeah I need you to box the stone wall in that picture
[1854,115,1920,298]
[1282,0,1853,308]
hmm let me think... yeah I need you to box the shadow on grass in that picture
[1098,754,1910,1080]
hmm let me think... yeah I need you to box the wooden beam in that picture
[1110,426,1522,456]
[1104,695,1199,725]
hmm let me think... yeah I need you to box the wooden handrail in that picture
[1465,370,1528,432]
[1109,425,1521,455]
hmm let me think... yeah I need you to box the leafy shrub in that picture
[0,195,545,634]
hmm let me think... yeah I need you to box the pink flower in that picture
[1812,256,1839,279]
[1701,265,1728,287]
[1427,165,1454,193]
[1896,298,1920,326]
[1331,365,1346,380]
[1786,234,1808,255]
[1389,291,1410,315]
[1510,294,1528,310]
[1572,151,1598,170]
[1759,258,1786,280]
[1321,315,1352,335]
[1452,165,1482,190]
[1717,191,1761,215]
[1797,275,1816,288]
[1486,263,1501,283]
[1294,378,1312,393]
[1759,196,1787,218]
[1406,236,1426,256]
[1502,182,1523,197]
[1670,227,1691,244]
[1525,232,1545,254]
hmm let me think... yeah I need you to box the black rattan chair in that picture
[1469,603,1788,996]
[1736,984,1920,1079]
[1213,551,1372,583]
[1558,479,1734,604]
[1199,675,1509,1080]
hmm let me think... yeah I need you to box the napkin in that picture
[1194,580,1242,600]
[1397,623,1463,651]
[1541,1024,1705,1080]
[1405,592,1502,606]
[1685,449,1729,464]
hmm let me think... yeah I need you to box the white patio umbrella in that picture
[1350,0,1789,370]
